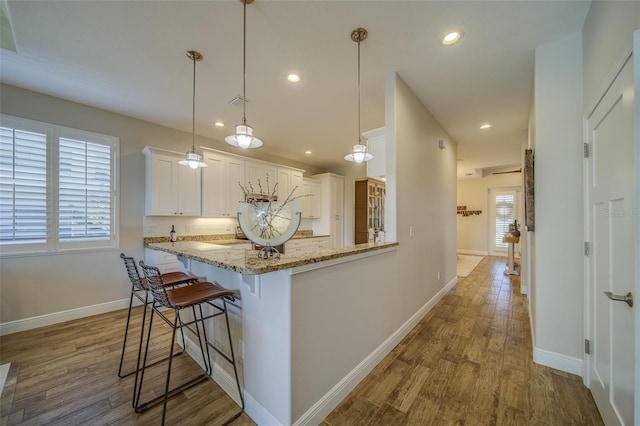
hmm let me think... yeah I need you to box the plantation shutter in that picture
[58,137,112,241]
[494,193,515,249]
[0,126,48,243]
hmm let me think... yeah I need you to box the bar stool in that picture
[118,253,199,381]
[136,260,244,425]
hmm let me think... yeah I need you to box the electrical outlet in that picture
[437,272,441,281]
[240,340,245,359]
[184,224,191,233]
[409,225,414,238]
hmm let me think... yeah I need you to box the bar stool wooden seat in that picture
[118,253,199,381]
[136,260,244,425]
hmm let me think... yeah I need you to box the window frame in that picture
[0,114,119,257]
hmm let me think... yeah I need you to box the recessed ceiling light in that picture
[305,150,312,155]
[442,31,463,46]
[214,121,225,127]
[480,123,492,130]
[287,74,301,83]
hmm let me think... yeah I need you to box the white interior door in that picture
[586,53,635,425]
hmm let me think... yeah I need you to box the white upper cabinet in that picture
[143,146,306,218]
[201,149,245,218]
[276,168,305,204]
[246,161,278,197]
[300,178,322,219]
[143,146,201,216]
[362,127,385,179]
[277,168,291,202]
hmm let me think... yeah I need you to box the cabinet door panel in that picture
[149,156,177,215]
[202,154,226,217]
[226,159,245,217]
[177,165,201,216]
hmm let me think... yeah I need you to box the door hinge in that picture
[584,242,590,257]
[585,339,591,354]
[583,142,590,158]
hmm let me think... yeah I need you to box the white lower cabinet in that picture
[145,248,183,274]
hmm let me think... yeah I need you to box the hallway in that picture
[324,256,603,425]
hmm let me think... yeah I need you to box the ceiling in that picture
[0,0,590,178]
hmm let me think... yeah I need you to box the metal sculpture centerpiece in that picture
[237,176,305,259]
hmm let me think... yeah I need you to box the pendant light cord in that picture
[242,0,247,126]
[192,53,196,151]
[357,38,361,144]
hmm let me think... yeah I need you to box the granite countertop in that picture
[143,231,330,247]
[145,240,399,275]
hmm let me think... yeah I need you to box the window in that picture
[490,190,516,253]
[0,114,118,255]
[494,193,515,249]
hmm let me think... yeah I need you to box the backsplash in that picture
[143,216,314,238]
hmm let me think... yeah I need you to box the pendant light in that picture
[344,28,373,163]
[179,50,208,169]
[225,0,263,149]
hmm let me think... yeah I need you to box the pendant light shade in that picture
[344,28,373,163]
[344,143,373,163]
[179,50,207,169]
[225,0,262,149]
[226,122,263,149]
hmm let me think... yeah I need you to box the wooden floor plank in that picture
[0,256,603,425]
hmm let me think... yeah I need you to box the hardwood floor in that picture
[0,257,602,425]
[324,257,603,425]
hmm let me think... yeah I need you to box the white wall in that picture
[582,1,640,110]
[0,84,324,325]
[457,173,521,255]
[531,32,584,365]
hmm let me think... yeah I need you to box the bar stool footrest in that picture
[134,373,209,413]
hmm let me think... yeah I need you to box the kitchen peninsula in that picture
[145,239,398,425]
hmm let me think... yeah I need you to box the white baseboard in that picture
[245,391,285,426]
[184,334,285,426]
[0,298,134,336]
[292,276,458,426]
[457,249,489,256]
[182,336,243,404]
[533,347,583,376]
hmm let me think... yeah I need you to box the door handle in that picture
[604,291,634,308]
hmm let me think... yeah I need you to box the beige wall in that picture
[456,173,522,255]
[386,71,458,299]
[0,84,324,324]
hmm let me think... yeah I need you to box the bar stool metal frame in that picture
[118,254,199,406]
[136,260,244,425]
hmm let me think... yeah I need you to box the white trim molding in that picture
[292,276,458,426]
[533,347,583,376]
[0,298,134,336]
